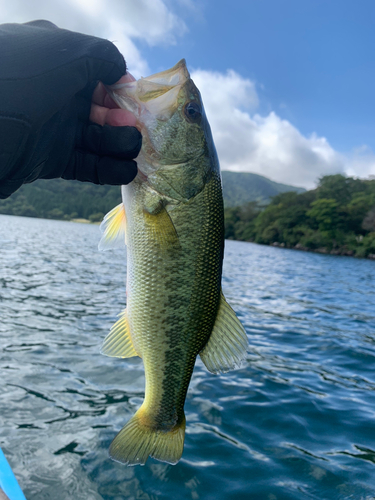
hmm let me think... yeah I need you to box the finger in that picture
[106,108,138,127]
[92,82,122,109]
[89,103,108,126]
[89,104,137,127]
[91,82,107,106]
[92,72,136,106]
[103,92,121,109]
[121,72,136,83]
[63,154,138,185]
[92,72,137,112]
[88,44,126,85]
[102,74,136,108]
[80,123,142,159]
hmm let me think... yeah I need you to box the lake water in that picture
[1,214,375,500]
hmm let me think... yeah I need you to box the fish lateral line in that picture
[98,58,246,468]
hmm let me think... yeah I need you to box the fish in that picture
[99,59,248,466]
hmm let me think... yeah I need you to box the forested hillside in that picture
[0,179,122,222]
[0,171,304,220]
[221,171,305,206]
[2,172,373,258]
[225,174,375,258]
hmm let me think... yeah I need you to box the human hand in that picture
[0,20,142,199]
[90,74,137,127]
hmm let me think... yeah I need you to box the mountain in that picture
[221,171,305,207]
[0,179,122,222]
[0,172,305,221]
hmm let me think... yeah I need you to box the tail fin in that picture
[109,408,186,466]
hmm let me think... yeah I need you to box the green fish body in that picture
[99,60,248,466]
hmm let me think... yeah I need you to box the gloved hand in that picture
[0,20,142,199]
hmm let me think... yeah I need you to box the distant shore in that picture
[71,218,91,224]
[2,212,374,260]
[67,218,375,260]
[239,239,375,260]
[224,175,375,260]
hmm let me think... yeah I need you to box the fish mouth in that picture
[108,59,190,122]
[136,168,148,182]
[109,60,195,181]
[139,59,189,85]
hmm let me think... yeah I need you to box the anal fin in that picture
[200,292,248,374]
[101,310,138,358]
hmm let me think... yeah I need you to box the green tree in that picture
[307,198,341,233]
[224,202,260,240]
[362,206,375,232]
[317,174,363,204]
[89,212,105,223]
[47,208,65,219]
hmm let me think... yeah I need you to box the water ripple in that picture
[1,215,375,499]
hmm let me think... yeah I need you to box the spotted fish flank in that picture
[99,60,248,466]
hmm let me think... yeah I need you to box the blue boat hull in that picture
[0,449,26,500]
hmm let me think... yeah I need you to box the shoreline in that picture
[2,213,374,260]
[231,239,375,260]
[0,213,100,225]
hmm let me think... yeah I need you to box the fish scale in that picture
[125,174,223,422]
[99,60,248,465]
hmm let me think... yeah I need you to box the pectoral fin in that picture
[143,206,180,251]
[98,203,127,251]
[101,310,138,358]
[200,292,248,374]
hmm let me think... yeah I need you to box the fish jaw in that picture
[108,59,190,131]
[108,59,216,184]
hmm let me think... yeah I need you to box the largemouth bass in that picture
[99,60,248,466]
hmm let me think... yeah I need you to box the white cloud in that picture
[191,69,375,189]
[192,69,259,114]
[1,0,374,187]
[344,145,375,179]
[68,0,187,46]
[0,0,187,77]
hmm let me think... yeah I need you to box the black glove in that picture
[0,20,142,199]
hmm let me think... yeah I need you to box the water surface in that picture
[1,214,375,500]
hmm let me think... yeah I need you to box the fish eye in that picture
[184,102,202,123]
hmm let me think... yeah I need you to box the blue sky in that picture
[142,0,375,153]
[1,0,374,188]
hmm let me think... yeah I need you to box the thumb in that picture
[82,39,126,86]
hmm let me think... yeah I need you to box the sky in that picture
[1,0,374,189]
